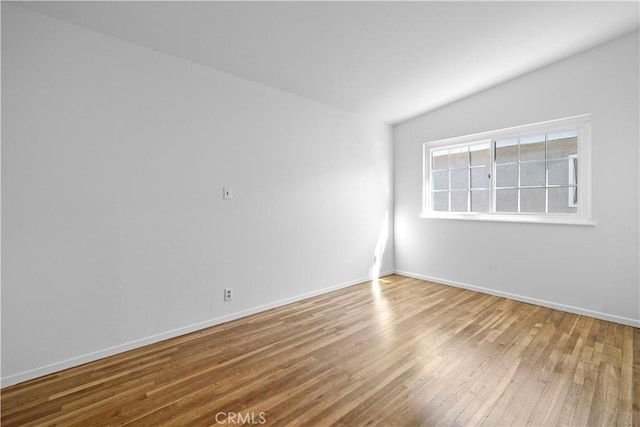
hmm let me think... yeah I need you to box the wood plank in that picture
[1,274,637,426]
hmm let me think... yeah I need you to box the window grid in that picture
[511,133,577,214]
[431,143,491,213]
[430,130,579,215]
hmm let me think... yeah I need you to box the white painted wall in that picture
[394,31,640,327]
[1,5,393,385]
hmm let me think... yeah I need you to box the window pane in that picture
[450,191,468,212]
[425,117,587,219]
[432,149,449,170]
[433,191,449,211]
[520,161,545,187]
[548,187,578,213]
[432,170,449,190]
[519,135,545,161]
[496,164,518,188]
[520,188,546,213]
[569,156,577,186]
[471,190,490,212]
[548,159,571,185]
[496,189,518,212]
[470,144,490,166]
[451,169,468,190]
[449,147,469,168]
[495,138,518,164]
[471,167,490,189]
[547,131,578,159]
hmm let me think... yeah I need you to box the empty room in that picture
[1,1,639,426]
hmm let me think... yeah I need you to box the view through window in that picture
[424,115,591,223]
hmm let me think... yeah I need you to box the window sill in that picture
[419,212,597,226]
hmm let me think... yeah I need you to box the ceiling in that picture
[13,1,640,125]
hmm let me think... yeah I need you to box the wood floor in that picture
[2,275,639,426]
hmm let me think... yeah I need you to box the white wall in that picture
[1,5,393,385]
[394,31,639,327]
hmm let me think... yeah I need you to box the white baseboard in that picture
[395,270,640,328]
[1,271,393,388]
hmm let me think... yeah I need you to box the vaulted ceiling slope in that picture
[13,1,640,124]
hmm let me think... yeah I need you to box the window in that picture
[423,115,593,225]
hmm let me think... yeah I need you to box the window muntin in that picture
[430,142,491,213]
[490,129,578,214]
[423,115,591,224]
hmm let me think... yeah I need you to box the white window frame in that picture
[421,114,594,226]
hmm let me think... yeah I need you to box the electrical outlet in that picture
[224,288,233,301]
[223,187,233,200]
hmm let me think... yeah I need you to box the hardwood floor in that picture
[2,274,638,426]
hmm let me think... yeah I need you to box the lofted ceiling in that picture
[13,1,640,124]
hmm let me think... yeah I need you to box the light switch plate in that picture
[223,187,232,200]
